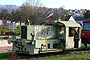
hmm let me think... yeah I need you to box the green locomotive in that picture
[8,20,81,55]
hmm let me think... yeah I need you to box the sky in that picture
[0,0,25,6]
[0,0,90,9]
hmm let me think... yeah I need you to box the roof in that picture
[83,19,90,23]
[65,15,71,21]
[65,15,76,22]
[58,21,81,27]
[69,16,76,22]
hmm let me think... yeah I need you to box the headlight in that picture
[83,33,85,36]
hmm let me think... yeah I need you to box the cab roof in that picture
[57,21,81,27]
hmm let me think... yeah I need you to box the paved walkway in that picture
[0,46,12,53]
[0,39,12,53]
[0,37,20,53]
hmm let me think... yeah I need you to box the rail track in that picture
[13,49,90,59]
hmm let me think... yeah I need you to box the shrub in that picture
[11,29,14,32]
[0,29,5,33]
[16,25,21,29]
[3,26,5,29]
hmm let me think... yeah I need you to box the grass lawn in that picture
[0,52,11,60]
[1,52,90,60]
[79,44,90,49]
[4,29,21,34]
[0,29,21,34]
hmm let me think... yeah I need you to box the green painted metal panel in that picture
[27,25,56,40]
[35,40,42,48]
[27,25,34,40]
[35,39,65,49]
[46,39,60,49]
[26,44,34,55]
[34,26,56,40]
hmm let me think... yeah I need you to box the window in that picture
[53,43,58,48]
[83,23,90,30]
[69,27,79,37]
[69,27,73,36]
[58,27,65,34]
[48,44,50,49]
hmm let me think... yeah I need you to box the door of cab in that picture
[57,25,66,49]
[69,27,80,48]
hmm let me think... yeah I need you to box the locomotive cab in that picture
[56,21,81,49]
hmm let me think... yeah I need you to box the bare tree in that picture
[0,9,12,29]
[55,7,70,20]
[15,0,45,25]
[15,0,70,25]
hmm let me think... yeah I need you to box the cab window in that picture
[58,27,65,34]
[69,27,79,37]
